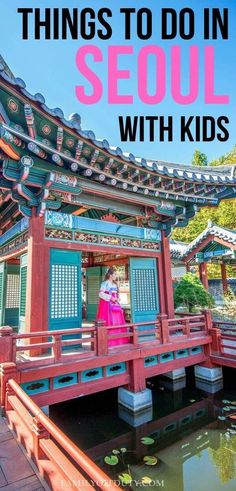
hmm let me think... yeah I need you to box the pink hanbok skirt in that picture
[96,296,129,346]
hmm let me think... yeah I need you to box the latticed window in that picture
[132,269,157,311]
[20,266,27,316]
[51,264,78,319]
[6,274,20,308]
[0,272,3,311]
[87,274,100,304]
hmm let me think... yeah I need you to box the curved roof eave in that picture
[0,65,236,186]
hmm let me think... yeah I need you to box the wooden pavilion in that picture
[171,223,236,293]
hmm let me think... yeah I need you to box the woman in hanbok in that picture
[96,267,129,346]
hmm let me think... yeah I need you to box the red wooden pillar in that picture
[157,253,166,315]
[221,263,228,293]
[128,358,146,393]
[25,211,49,333]
[186,262,191,272]
[199,262,209,290]
[158,232,175,318]
[0,326,13,363]
[0,362,18,411]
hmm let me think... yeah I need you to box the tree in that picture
[210,144,236,166]
[172,145,236,242]
[192,150,208,166]
[172,144,236,280]
[174,273,214,312]
[209,433,236,484]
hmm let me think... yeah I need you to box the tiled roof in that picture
[0,61,235,186]
[170,223,236,259]
[170,240,188,259]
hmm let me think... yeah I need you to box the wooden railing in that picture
[210,326,236,358]
[210,320,236,359]
[0,312,211,366]
[213,320,236,332]
[6,378,121,491]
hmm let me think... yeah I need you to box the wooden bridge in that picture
[0,312,213,408]
[0,312,235,490]
[0,312,235,409]
[211,321,236,368]
[4,379,121,491]
[0,314,235,407]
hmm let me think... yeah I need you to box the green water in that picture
[50,367,236,490]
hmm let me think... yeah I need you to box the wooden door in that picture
[86,266,106,321]
[0,262,6,326]
[49,249,82,330]
[5,264,20,328]
[130,257,159,331]
[19,254,27,333]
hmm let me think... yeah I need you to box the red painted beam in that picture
[45,238,161,258]
[140,335,212,357]
[0,244,28,262]
[19,349,142,383]
[25,212,49,334]
[210,355,236,368]
[160,232,175,317]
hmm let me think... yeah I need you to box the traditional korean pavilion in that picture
[170,223,236,293]
[0,58,236,335]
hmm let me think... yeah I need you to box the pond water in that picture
[50,367,236,490]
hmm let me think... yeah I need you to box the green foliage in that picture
[118,473,132,485]
[192,150,208,166]
[143,456,158,466]
[210,144,236,166]
[209,433,236,484]
[213,287,236,320]
[174,273,214,312]
[207,264,236,280]
[140,437,155,445]
[104,455,119,466]
[224,287,236,303]
[172,145,236,246]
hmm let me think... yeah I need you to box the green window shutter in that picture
[4,264,20,328]
[0,262,6,325]
[86,266,106,321]
[130,257,159,330]
[49,249,82,330]
[6,274,20,309]
[19,267,27,316]
[19,254,27,332]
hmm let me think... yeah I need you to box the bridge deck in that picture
[0,314,235,409]
[0,416,44,491]
[210,321,236,368]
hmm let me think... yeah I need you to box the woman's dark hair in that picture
[104,267,119,292]
[105,267,117,281]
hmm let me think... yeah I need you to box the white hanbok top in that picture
[99,280,118,302]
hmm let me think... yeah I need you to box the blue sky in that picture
[0,0,235,165]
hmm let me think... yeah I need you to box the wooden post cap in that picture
[0,326,13,336]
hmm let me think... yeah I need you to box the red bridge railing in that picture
[210,326,236,358]
[6,378,121,491]
[213,320,236,332]
[0,311,210,366]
